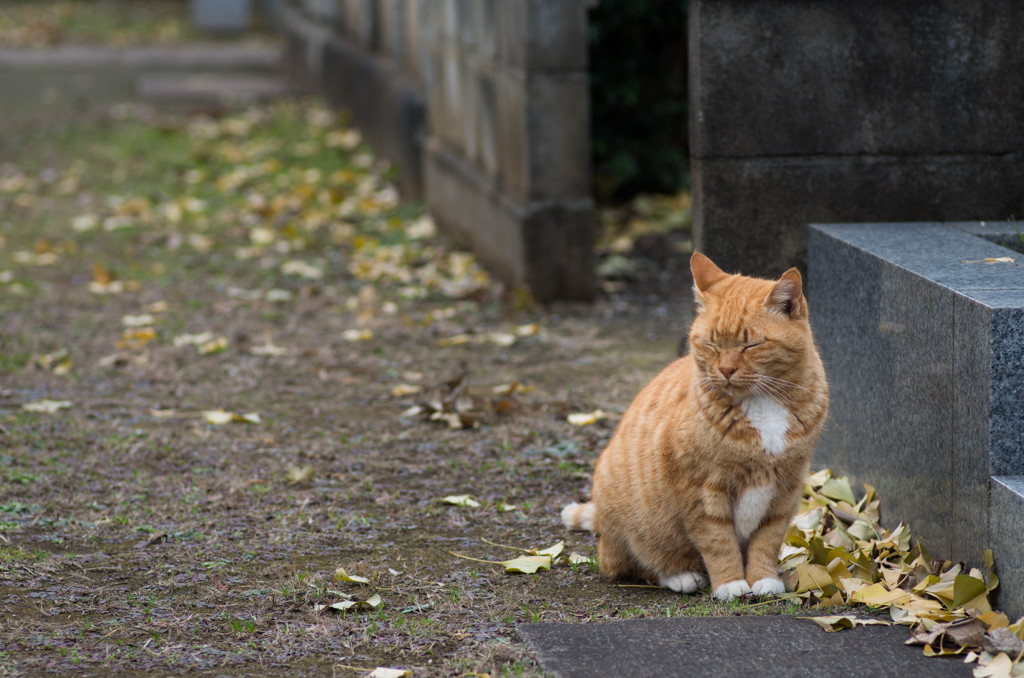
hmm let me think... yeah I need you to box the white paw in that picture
[714,579,752,601]
[659,571,708,594]
[751,577,786,597]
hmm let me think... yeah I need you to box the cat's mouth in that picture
[717,380,752,397]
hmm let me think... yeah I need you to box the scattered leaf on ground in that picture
[802,615,892,632]
[22,399,72,413]
[333,567,370,584]
[441,495,481,508]
[567,410,607,426]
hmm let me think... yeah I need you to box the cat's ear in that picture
[765,268,806,319]
[691,252,728,293]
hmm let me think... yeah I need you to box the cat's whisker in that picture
[757,374,826,396]
[749,381,789,408]
[752,379,797,405]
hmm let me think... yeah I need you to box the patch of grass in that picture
[0,0,194,48]
[1,467,39,484]
[0,352,30,374]
[0,545,50,567]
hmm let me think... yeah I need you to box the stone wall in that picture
[277,0,595,301]
[689,1,1024,277]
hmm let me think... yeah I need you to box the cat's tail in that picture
[561,501,596,532]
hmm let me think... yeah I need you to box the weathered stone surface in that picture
[0,44,283,123]
[808,222,1024,616]
[322,36,426,198]
[497,0,588,71]
[520,616,973,678]
[693,154,1024,277]
[991,477,1024,617]
[191,0,252,33]
[137,72,289,105]
[426,141,594,301]
[689,0,1024,277]
[280,0,594,300]
[690,1,1024,158]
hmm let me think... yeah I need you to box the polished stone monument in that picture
[809,222,1024,617]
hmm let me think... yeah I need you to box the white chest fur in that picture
[740,395,790,456]
[734,485,774,541]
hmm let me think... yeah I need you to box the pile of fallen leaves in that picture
[787,470,1021,677]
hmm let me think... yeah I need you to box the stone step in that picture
[990,477,1024,615]
[0,44,281,73]
[808,221,1024,617]
[0,43,287,123]
[137,72,291,106]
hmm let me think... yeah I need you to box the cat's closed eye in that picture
[741,341,765,352]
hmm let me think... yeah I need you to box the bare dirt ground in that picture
[0,101,801,677]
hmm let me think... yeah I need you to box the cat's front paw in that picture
[714,579,752,601]
[659,571,708,594]
[750,577,786,597]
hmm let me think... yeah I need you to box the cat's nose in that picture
[719,366,737,381]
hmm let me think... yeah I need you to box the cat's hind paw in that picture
[714,579,752,601]
[658,571,708,594]
[751,577,786,597]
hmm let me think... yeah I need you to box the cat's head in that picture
[687,252,812,396]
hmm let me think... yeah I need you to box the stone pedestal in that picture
[808,221,1024,616]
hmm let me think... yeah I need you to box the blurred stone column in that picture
[423,0,595,301]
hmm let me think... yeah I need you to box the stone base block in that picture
[426,140,594,302]
[692,154,1024,278]
[991,477,1024,618]
[322,36,426,199]
[808,222,1024,606]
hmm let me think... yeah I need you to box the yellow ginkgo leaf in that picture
[117,327,157,350]
[198,336,229,355]
[121,314,156,327]
[391,384,422,397]
[441,495,481,508]
[567,410,607,426]
[22,399,73,413]
[368,669,411,678]
[800,615,891,632]
[502,555,551,574]
[286,465,315,484]
[850,582,910,608]
[567,552,596,567]
[535,541,564,559]
[333,567,370,584]
[342,328,373,342]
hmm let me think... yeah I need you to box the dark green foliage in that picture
[589,0,688,202]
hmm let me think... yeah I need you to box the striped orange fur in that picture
[562,252,828,601]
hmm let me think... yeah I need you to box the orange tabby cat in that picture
[562,252,828,601]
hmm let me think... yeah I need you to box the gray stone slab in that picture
[810,223,1024,296]
[808,226,957,555]
[321,35,426,199]
[689,1,1024,158]
[990,477,1024,617]
[0,45,280,71]
[691,154,1024,277]
[808,222,1024,616]
[191,0,252,33]
[519,616,972,678]
[425,140,594,301]
[952,222,1024,255]
[137,73,290,104]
